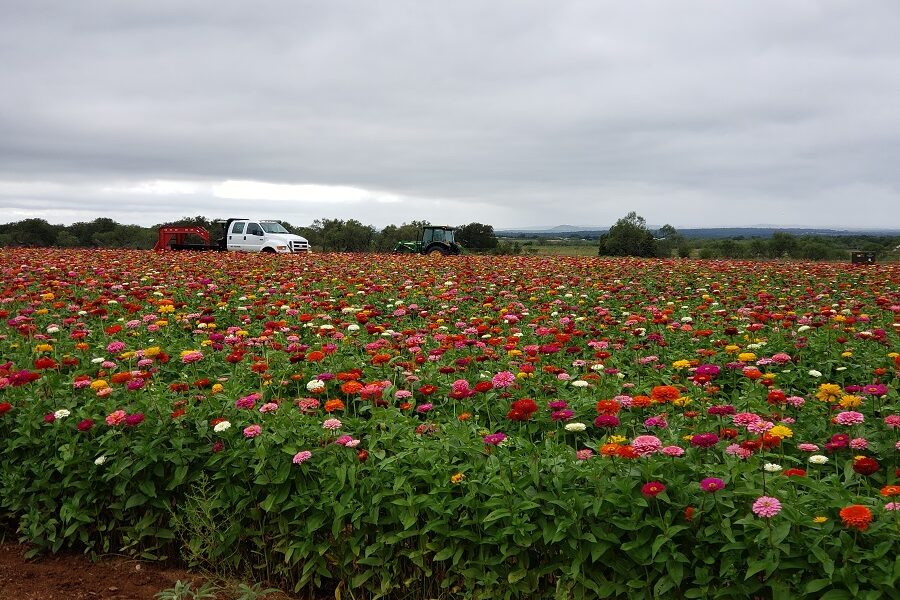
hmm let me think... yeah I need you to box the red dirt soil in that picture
[0,543,299,600]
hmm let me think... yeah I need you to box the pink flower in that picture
[106,341,126,353]
[885,502,900,511]
[259,402,279,413]
[483,432,507,446]
[747,421,774,434]
[661,446,685,457]
[492,371,516,388]
[631,435,662,456]
[105,410,126,426]
[884,415,900,428]
[243,424,262,438]
[732,412,762,426]
[292,450,312,464]
[752,496,782,518]
[181,351,204,364]
[835,411,864,426]
[699,478,725,493]
[323,418,342,431]
[798,443,819,452]
[849,438,868,450]
[575,449,593,461]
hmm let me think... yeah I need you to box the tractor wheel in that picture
[427,246,449,256]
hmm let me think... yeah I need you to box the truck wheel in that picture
[261,247,276,253]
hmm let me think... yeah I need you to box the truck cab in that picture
[224,219,311,253]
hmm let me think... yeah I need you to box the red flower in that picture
[0,402,11,415]
[852,456,879,476]
[641,481,666,498]
[77,418,94,431]
[507,398,538,421]
[782,468,806,477]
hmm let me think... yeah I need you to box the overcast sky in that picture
[2,1,899,230]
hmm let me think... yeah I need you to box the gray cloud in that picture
[1,0,899,229]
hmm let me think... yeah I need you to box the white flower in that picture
[808,369,822,377]
[94,455,108,466]
[808,455,829,465]
[91,357,105,364]
[571,380,589,388]
[763,463,782,472]
[798,325,811,333]
[590,363,604,371]
[564,423,587,432]
[346,324,360,332]
[306,379,325,392]
[213,420,231,433]
[46,326,59,334]
[53,409,71,419]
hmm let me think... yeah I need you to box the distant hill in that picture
[496,226,900,239]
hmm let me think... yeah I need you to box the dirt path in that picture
[0,543,299,600]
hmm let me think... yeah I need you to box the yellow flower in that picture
[211,383,224,394]
[725,344,741,353]
[507,349,522,357]
[236,330,248,337]
[769,425,793,439]
[516,372,532,379]
[673,396,693,407]
[155,320,168,327]
[888,352,899,359]
[158,304,175,314]
[813,516,828,524]
[143,346,161,358]
[35,308,48,316]
[41,292,55,301]
[671,359,692,370]
[35,344,53,353]
[90,380,109,390]
[608,435,627,444]
[838,395,863,409]
[762,373,777,382]
[840,351,853,358]
[815,383,842,403]
[450,472,465,484]
[738,352,757,362]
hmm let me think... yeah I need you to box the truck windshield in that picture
[261,222,290,234]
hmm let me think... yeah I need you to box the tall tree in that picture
[598,212,657,257]
[455,222,498,250]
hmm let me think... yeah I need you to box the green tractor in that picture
[393,225,463,256]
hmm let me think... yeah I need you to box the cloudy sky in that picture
[2,1,899,230]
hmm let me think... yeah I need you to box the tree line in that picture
[0,217,503,253]
[597,212,900,261]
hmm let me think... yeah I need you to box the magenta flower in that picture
[124,413,145,427]
[594,415,620,428]
[641,481,666,498]
[691,433,719,448]
[483,432,507,446]
[752,496,782,518]
[699,477,725,493]
[243,424,262,438]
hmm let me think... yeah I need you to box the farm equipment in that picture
[393,225,462,256]
[155,218,311,253]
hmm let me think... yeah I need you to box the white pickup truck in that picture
[224,219,311,253]
[157,218,312,253]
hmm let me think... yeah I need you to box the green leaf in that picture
[804,579,832,594]
[818,590,852,600]
[433,547,454,561]
[508,569,527,584]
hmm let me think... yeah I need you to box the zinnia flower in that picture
[292,450,312,464]
[631,435,661,456]
[699,477,725,493]
[641,481,666,498]
[752,496,782,518]
[839,504,873,531]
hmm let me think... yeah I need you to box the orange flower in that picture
[340,380,364,395]
[631,395,652,408]
[599,443,621,456]
[596,400,620,415]
[457,412,472,421]
[109,372,132,384]
[371,353,391,366]
[324,399,345,413]
[650,385,680,402]
[307,350,325,362]
[839,504,873,531]
[880,485,900,497]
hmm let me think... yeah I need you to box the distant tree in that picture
[375,221,429,251]
[310,219,376,252]
[0,218,62,247]
[456,222,498,250]
[55,231,80,247]
[598,212,657,257]
[768,232,798,258]
[655,224,685,258]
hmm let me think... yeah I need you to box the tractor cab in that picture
[394,225,462,255]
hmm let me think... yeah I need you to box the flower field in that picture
[1,248,899,599]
